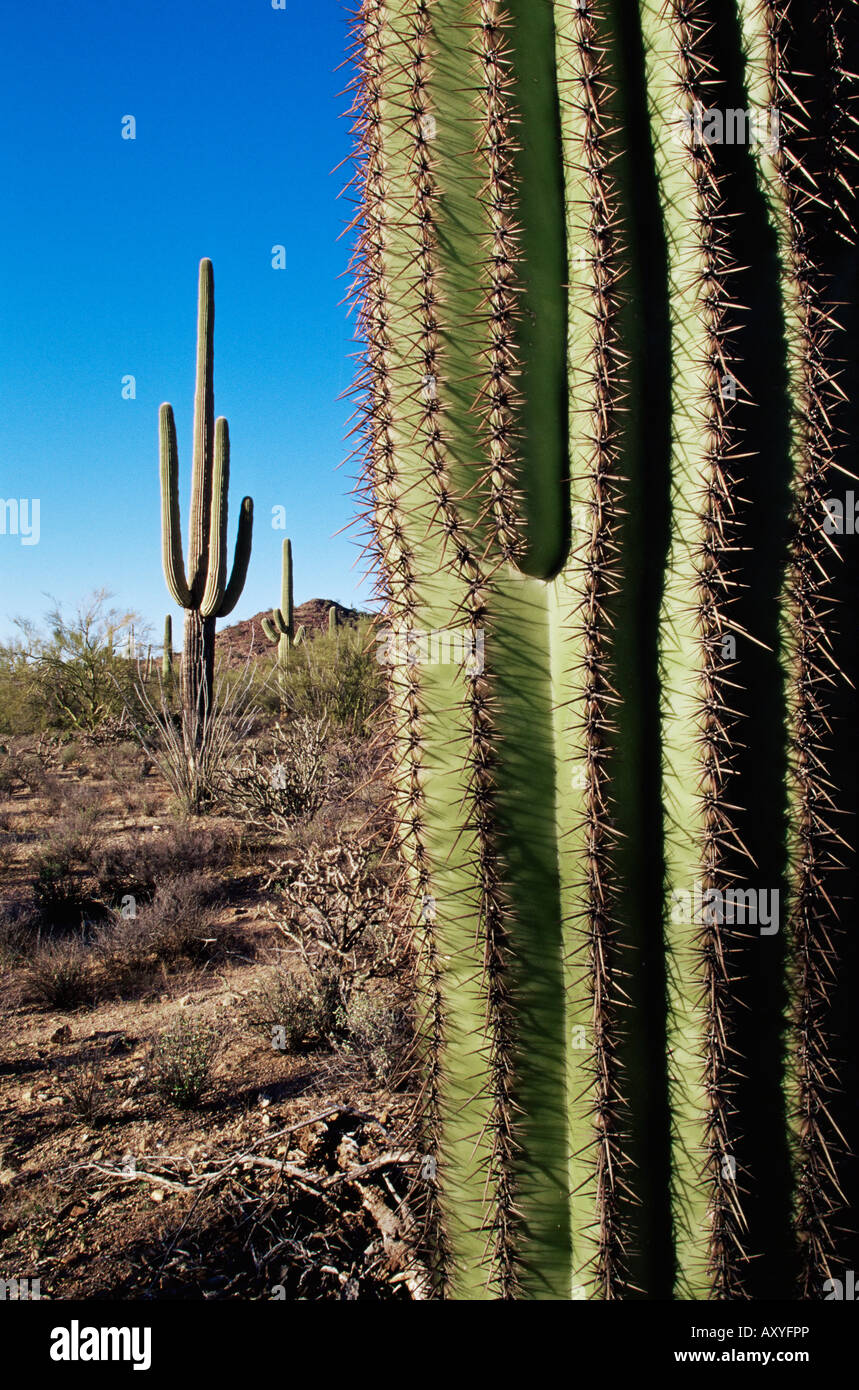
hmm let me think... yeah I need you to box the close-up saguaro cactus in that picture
[261,538,306,684]
[347,0,858,1300]
[158,258,254,739]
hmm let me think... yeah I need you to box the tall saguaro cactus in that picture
[261,538,306,680]
[159,259,254,737]
[349,0,858,1300]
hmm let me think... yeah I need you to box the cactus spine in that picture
[351,0,858,1299]
[159,259,254,737]
[738,0,853,1297]
[261,539,305,678]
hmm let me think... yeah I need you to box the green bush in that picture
[343,992,404,1085]
[246,963,341,1053]
[276,620,384,736]
[150,1017,219,1110]
[0,594,148,736]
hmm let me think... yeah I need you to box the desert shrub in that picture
[102,740,153,790]
[91,916,160,999]
[150,1017,219,1109]
[277,622,384,736]
[0,649,47,735]
[6,595,146,734]
[55,1051,115,1123]
[90,822,235,907]
[30,854,98,932]
[94,872,222,990]
[342,993,405,1085]
[219,717,331,828]
[0,750,19,797]
[0,902,40,966]
[14,755,57,799]
[29,797,107,930]
[126,664,257,815]
[27,935,95,1010]
[137,874,220,964]
[245,961,341,1053]
[55,741,86,775]
[266,838,403,1005]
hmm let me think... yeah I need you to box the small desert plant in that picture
[150,1016,219,1109]
[342,992,405,1086]
[27,935,95,1010]
[56,1051,115,1123]
[245,961,341,1053]
[219,716,331,828]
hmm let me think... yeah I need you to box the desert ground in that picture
[0,604,427,1300]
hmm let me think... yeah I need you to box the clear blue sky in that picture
[0,0,369,644]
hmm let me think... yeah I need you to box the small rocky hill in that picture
[217,600,366,667]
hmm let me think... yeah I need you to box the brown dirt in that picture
[0,740,422,1301]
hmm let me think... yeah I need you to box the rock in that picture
[51,1024,72,1045]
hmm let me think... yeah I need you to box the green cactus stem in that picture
[738,0,853,1297]
[349,0,857,1300]
[162,615,174,683]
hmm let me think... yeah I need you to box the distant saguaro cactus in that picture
[158,259,253,739]
[262,538,305,681]
[162,615,174,682]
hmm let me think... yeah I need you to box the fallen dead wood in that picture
[63,1106,430,1298]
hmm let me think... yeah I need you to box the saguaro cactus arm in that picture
[188,257,216,601]
[159,404,192,608]
[216,496,254,619]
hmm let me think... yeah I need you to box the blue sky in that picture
[0,0,369,644]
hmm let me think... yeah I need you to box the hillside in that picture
[216,600,367,667]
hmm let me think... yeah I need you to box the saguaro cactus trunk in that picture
[348,0,858,1300]
[158,259,254,743]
